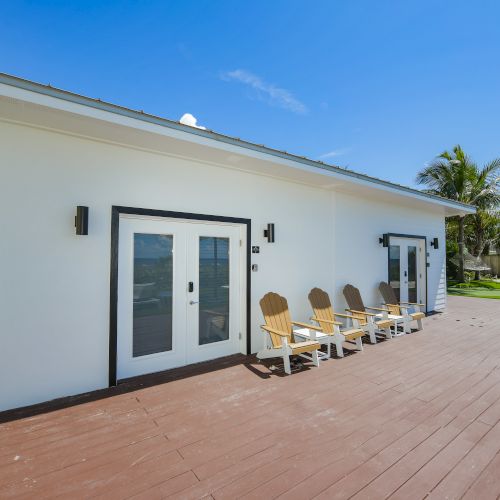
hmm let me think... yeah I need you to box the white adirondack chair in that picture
[342,284,396,342]
[293,287,364,358]
[379,281,425,333]
[257,292,321,375]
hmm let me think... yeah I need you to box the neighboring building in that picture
[0,73,475,411]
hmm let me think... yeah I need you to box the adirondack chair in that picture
[297,287,364,358]
[258,292,321,374]
[379,281,425,332]
[342,284,395,342]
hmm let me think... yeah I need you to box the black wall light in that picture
[264,223,275,243]
[379,233,389,247]
[75,206,89,235]
[430,237,439,249]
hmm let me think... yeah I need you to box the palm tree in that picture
[416,145,500,282]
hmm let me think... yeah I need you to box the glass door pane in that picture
[389,245,401,301]
[198,236,230,345]
[133,233,173,357]
[407,245,417,303]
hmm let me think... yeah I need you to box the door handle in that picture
[189,300,199,305]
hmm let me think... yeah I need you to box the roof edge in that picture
[0,72,476,213]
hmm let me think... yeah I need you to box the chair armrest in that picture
[310,316,343,326]
[260,325,289,337]
[346,309,377,317]
[292,320,323,331]
[400,301,425,306]
[332,312,357,320]
[365,306,390,312]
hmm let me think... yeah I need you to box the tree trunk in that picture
[458,216,465,282]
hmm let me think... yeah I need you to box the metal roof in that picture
[0,72,475,212]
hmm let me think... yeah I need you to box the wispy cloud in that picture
[319,148,351,159]
[221,69,308,114]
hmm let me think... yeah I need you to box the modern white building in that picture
[0,73,474,412]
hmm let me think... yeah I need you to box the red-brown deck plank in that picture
[0,295,499,499]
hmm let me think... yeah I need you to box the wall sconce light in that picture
[430,237,439,249]
[378,233,389,247]
[75,206,89,235]
[264,223,275,243]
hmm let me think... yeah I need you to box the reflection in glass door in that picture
[389,245,401,301]
[407,245,417,303]
[198,237,230,346]
[133,234,173,357]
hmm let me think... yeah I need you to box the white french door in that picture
[388,237,425,305]
[117,216,244,380]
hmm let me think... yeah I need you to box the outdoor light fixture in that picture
[379,234,389,247]
[75,206,89,235]
[264,223,275,243]
[430,237,439,249]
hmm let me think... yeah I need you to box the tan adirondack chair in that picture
[258,292,321,374]
[300,287,364,358]
[342,284,395,342]
[379,281,425,332]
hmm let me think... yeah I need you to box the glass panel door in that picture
[118,217,244,379]
[407,245,417,303]
[388,237,424,306]
[186,223,242,365]
[389,245,401,302]
[198,237,230,345]
[133,233,173,357]
[117,217,187,380]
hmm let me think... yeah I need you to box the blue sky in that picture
[2,0,499,188]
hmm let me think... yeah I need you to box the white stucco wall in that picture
[0,120,446,411]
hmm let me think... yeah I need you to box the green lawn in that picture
[447,279,500,299]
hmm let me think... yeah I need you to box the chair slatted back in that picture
[260,292,294,348]
[308,288,335,334]
[379,282,401,315]
[343,284,368,326]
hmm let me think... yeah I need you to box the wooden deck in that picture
[1,296,499,499]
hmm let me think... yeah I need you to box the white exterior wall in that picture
[332,192,447,312]
[0,120,446,411]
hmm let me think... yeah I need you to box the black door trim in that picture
[386,233,428,314]
[109,206,252,387]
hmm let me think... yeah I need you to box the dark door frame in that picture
[109,205,252,386]
[386,233,428,313]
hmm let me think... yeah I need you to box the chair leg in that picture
[384,327,392,340]
[404,318,411,334]
[312,349,320,367]
[335,340,344,357]
[417,318,423,330]
[355,336,363,351]
[283,354,291,375]
[368,324,377,344]
[394,320,404,336]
